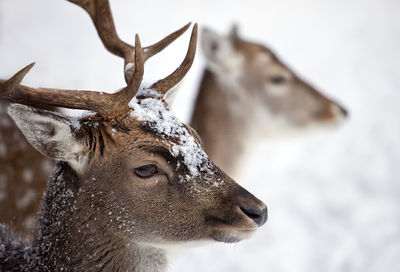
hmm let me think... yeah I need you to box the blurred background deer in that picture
[191,26,347,177]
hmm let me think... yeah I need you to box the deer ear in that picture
[201,27,236,66]
[7,104,87,172]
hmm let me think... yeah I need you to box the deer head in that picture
[200,26,347,136]
[0,1,266,270]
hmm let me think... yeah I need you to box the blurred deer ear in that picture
[229,24,239,40]
[8,104,88,172]
[201,27,233,61]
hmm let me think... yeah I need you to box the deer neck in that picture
[191,70,257,178]
[29,161,168,272]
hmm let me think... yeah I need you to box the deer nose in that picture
[338,104,348,117]
[236,186,268,227]
[240,206,268,226]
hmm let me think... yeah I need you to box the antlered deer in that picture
[0,1,267,271]
[191,26,348,177]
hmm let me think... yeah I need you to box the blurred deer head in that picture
[191,26,348,175]
[201,26,347,129]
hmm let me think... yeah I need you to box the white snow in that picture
[136,85,162,98]
[129,95,211,178]
[0,0,399,271]
[124,62,134,72]
[67,116,81,130]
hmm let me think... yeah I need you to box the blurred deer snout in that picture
[330,103,349,121]
[338,104,348,117]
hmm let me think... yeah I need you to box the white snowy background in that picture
[1,0,399,271]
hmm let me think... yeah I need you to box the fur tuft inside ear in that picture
[7,104,87,172]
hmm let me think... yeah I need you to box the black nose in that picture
[338,104,348,117]
[240,206,268,226]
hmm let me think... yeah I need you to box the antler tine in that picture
[67,0,190,84]
[0,40,143,120]
[2,63,35,92]
[0,63,113,117]
[124,23,191,84]
[142,22,191,61]
[150,23,198,95]
[113,34,144,109]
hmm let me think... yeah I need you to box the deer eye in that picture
[270,75,287,84]
[134,165,157,178]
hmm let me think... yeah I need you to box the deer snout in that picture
[240,206,268,226]
[337,104,348,117]
[328,103,349,122]
[237,186,268,227]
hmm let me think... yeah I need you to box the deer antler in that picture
[0,0,198,120]
[67,0,190,83]
[150,23,198,95]
[0,36,143,120]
